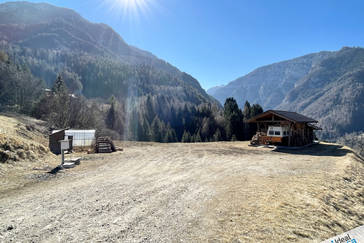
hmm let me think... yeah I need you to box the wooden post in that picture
[61,149,65,166]
[302,127,305,145]
[288,123,292,146]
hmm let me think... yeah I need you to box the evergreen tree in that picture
[213,128,222,141]
[170,129,177,142]
[127,110,140,141]
[201,117,213,140]
[163,127,178,143]
[136,116,146,141]
[141,118,151,141]
[181,130,191,143]
[163,124,177,142]
[151,116,162,142]
[250,104,263,118]
[194,131,202,142]
[106,96,116,130]
[243,100,251,120]
[60,69,83,94]
[52,74,68,95]
[49,74,70,128]
[145,95,155,123]
[245,103,263,140]
[223,97,244,140]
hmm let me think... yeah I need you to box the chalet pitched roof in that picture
[307,123,322,130]
[248,110,318,123]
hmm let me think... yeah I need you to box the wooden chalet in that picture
[248,110,321,147]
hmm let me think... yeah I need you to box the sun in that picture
[115,0,146,11]
[101,0,155,20]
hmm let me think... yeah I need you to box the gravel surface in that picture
[0,142,363,242]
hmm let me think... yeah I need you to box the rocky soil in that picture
[0,141,363,242]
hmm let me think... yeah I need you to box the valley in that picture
[0,1,363,242]
[208,47,364,140]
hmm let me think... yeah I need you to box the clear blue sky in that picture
[2,0,364,89]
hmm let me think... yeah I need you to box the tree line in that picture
[0,49,263,142]
[0,43,213,106]
[102,86,263,142]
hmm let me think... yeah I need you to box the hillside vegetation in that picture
[0,114,50,164]
[208,51,333,109]
[0,1,213,106]
[278,47,364,140]
[208,47,364,140]
[0,2,263,142]
[0,113,58,192]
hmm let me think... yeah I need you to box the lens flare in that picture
[101,0,155,20]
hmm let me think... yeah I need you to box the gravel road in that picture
[0,142,363,242]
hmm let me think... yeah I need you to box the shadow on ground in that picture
[274,143,355,157]
[48,166,63,175]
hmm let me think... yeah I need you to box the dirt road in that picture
[0,142,363,242]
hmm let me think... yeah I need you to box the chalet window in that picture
[269,131,274,135]
[274,131,280,135]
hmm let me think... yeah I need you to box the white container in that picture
[65,130,96,147]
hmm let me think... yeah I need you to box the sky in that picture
[1,0,364,90]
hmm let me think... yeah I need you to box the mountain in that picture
[208,47,364,139]
[0,2,152,61]
[0,1,215,106]
[0,1,225,142]
[278,47,364,139]
[207,51,334,109]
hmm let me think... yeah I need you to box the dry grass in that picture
[0,114,57,193]
[0,139,363,242]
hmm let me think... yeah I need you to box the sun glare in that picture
[101,0,155,20]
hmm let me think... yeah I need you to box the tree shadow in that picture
[273,143,354,157]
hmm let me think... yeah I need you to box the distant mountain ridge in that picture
[208,47,364,139]
[0,1,216,106]
[208,51,334,109]
[0,1,153,60]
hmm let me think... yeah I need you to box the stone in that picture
[17,149,26,160]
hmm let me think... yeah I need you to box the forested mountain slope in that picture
[208,47,364,139]
[278,47,364,139]
[0,2,231,142]
[0,1,214,106]
[208,51,333,109]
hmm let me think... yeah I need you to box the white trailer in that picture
[267,126,290,137]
